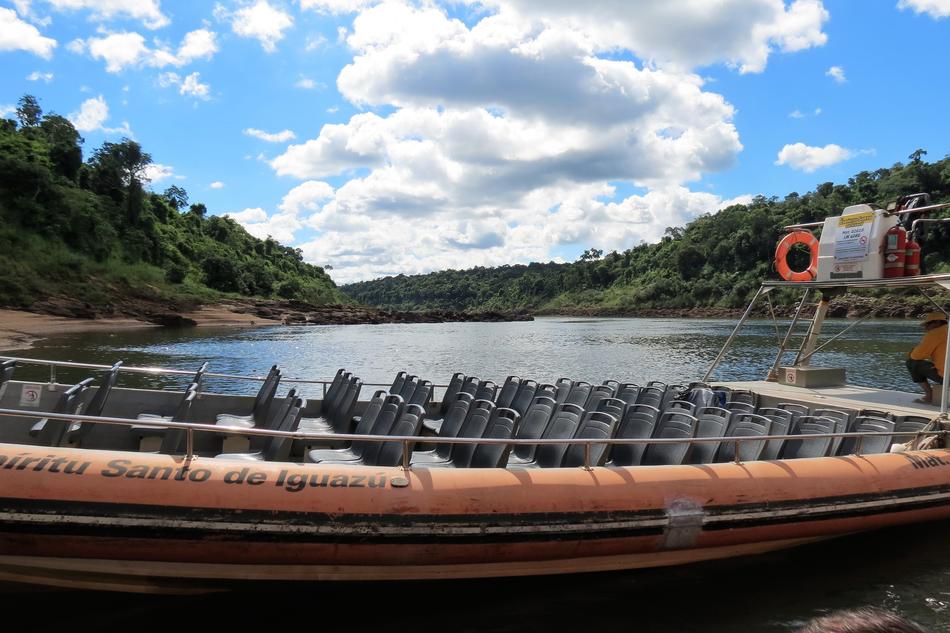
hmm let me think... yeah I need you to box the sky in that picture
[1,0,949,284]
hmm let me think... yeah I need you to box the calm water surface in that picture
[4,317,949,632]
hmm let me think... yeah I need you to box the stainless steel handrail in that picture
[0,356,447,390]
[0,408,941,471]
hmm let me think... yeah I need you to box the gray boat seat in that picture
[642,412,697,466]
[725,401,755,415]
[474,380,497,402]
[715,413,772,463]
[813,408,855,455]
[856,408,896,422]
[686,406,730,464]
[757,407,797,461]
[459,376,480,399]
[562,411,619,468]
[602,380,621,396]
[298,376,362,435]
[583,384,614,411]
[371,404,426,467]
[409,379,433,408]
[659,385,686,411]
[781,416,836,459]
[727,389,759,409]
[536,383,557,400]
[495,376,522,409]
[608,404,660,467]
[214,365,281,429]
[616,383,640,406]
[664,400,696,417]
[412,393,475,464]
[214,396,305,462]
[893,415,934,442]
[506,395,557,466]
[439,372,466,416]
[837,415,895,455]
[157,389,199,455]
[554,378,574,406]
[397,375,417,401]
[777,402,810,416]
[562,380,592,409]
[315,394,405,465]
[595,397,626,426]
[419,391,474,448]
[35,378,94,447]
[470,408,521,468]
[389,371,409,396]
[509,379,539,417]
[635,386,664,410]
[133,362,209,428]
[417,400,496,467]
[305,391,386,463]
[647,380,668,390]
[31,362,123,442]
[528,403,584,468]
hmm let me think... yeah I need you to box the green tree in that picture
[16,95,42,128]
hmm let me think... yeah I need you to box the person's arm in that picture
[909,329,939,360]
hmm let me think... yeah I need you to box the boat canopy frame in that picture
[703,273,950,418]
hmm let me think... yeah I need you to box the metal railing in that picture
[0,356,439,397]
[0,408,942,472]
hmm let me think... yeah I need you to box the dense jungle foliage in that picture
[0,95,343,310]
[344,151,950,313]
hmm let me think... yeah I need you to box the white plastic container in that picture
[816,204,897,281]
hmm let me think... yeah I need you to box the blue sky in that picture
[1,0,949,282]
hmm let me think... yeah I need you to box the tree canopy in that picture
[344,153,950,312]
[0,93,344,310]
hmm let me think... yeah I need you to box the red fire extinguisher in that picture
[883,226,906,278]
[905,232,922,276]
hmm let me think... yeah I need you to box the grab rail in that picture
[0,408,942,472]
[0,356,435,391]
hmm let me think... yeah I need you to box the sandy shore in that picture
[0,306,276,352]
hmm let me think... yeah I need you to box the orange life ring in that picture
[775,230,819,281]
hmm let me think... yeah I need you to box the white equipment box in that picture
[816,204,897,282]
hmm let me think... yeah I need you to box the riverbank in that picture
[0,301,534,352]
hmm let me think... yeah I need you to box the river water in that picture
[4,317,949,632]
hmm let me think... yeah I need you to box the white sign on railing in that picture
[833,211,875,261]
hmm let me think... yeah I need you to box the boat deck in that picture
[718,380,942,419]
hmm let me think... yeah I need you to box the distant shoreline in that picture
[0,302,533,352]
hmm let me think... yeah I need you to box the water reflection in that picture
[2,317,927,395]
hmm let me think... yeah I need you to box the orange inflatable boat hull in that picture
[0,443,948,592]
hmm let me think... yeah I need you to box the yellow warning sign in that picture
[838,211,874,228]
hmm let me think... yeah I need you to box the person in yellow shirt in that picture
[907,311,948,404]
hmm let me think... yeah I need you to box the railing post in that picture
[49,365,56,388]
[584,443,591,471]
[402,440,410,471]
[185,428,194,466]
[855,435,864,455]
[734,439,741,464]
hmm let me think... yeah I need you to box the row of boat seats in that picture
[306,391,428,466]
[424,375,690,436]
[28,362,124,446]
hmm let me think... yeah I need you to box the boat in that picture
[0,200,948,594]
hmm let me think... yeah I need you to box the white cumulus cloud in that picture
[143,163,177,183]
[71,28,218,73]
[27,71,54,82]
[775,142,853,172]
[826,65,846,83]
[210,181,225,189]
[0,7,57,58]
[179,72,211,99]
[898,0,950,18]
[68,95,131,135]
[43,0,169,29]
[228,0,293,52]
[244,127,296,142]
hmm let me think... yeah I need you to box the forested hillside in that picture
[0,95,344,313]
[344,152,950,313]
